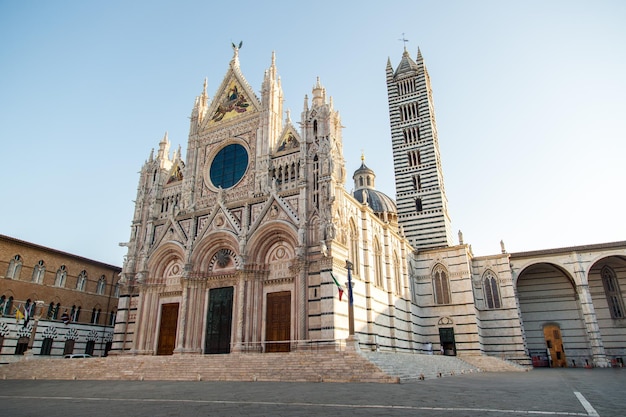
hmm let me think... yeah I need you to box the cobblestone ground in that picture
[1,368,623,416]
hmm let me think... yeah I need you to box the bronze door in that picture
[205,287,234,354]
[266,291,291,353]
[156,303,179,355]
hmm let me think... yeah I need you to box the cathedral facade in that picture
[113,46,626,368]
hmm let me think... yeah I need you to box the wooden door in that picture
[157,303,179,355]
[543,324,567,367]
[205,287,234,354]
[266,291,291,353]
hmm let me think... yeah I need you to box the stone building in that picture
[0,234,121,360]
[113,45,626,368]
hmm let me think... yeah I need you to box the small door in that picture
[266,291,291,353]
[439,327,456,356]
[543,324,567,367]
[205,287,234,354]
[157,303,179,355]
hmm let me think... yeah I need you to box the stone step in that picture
[362,352,483,382]
[0,351,399,383]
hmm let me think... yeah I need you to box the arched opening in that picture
[516,263,584,368]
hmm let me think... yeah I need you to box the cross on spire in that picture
[398,33,409,51]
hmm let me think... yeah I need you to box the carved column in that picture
[232,272,246,352]
[290,258,307,344]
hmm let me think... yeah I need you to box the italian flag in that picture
[330,272,344,301]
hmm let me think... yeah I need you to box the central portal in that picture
[265,291,291,352]
[205,286,234,354]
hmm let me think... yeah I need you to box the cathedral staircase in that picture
[0,351,399,383]
[456,355,531,372]
[363,352,477,382]
[0,351,529,383]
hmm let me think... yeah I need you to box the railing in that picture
[232,338,348,353]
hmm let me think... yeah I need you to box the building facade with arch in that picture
[113,46,625,368]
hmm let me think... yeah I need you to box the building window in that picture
[415,198,423,212]
[602,266,625,319]
[76,270,87,291]
[63,339,75,356]
[55,265,67,287]
[40,338,53,355]
[109,310,117,326]
[209,143,249,189]
[413,175,421,191]
[349,220,359,275]
[85,340,95,356]
[6,255,22,279]
[432,264,451,304]
[483,270,501,309]
[70,305,81,322]
[15,337,29,355]
[96,276,106,295]
[113,283,120,298]
[32,260,45,283]
[46,302,55,319]
[373,238,384,288]
[393,252,402,295]
[91,308,101,324]
[0,296,13,316]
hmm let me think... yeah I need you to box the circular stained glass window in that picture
[209,143,248,189]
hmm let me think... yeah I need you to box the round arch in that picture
[147,242,185,283]
[516,262,585,367]
[247,221,298,265]
[191,231,240,272]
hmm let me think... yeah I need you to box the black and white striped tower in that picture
[386,46,453,249]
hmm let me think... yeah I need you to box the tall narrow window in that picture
[76,270,87,291]
[1,296,14,316]
[415,198,423,212]
[349,220,360,275]
[432,264,450,304]
[373,238,384,288]
[32,260,45,283]
[483,270,501,309]
[602,266,625,319]
[393,252,402,295]
[6,255,22,279]
[55,265,67,287]
[96,276,106,295]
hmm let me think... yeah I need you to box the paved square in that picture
[0,368,623,416]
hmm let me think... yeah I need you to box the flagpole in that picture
[345,260,355,336]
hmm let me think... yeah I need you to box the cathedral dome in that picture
[353,187,397,214]
[352,155,397,215]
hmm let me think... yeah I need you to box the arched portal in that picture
[516,263,585,367]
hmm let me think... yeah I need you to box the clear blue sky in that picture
[1,1,625,266]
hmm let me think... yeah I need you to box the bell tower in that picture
[387,47,453,249]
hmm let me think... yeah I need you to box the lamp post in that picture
[345,260,355,336]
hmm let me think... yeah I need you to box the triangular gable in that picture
[195,200,243,243]
[248,193,300,236]
[149,217,189,256]
[275,127,301,155]
[203,69,261,128]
